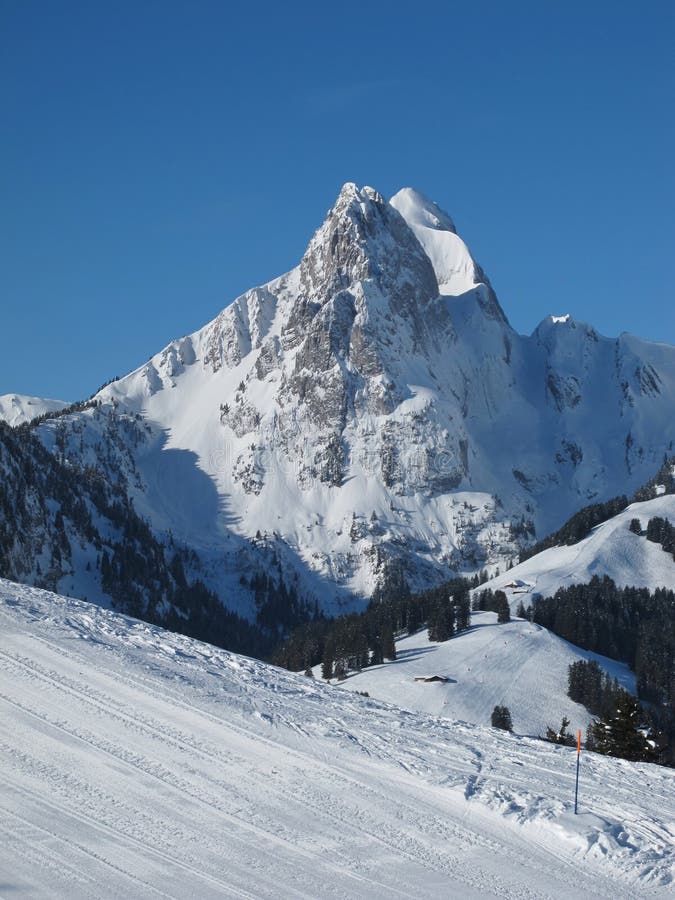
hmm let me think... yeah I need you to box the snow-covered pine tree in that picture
[590,693,659,762]
[543,716,576,746]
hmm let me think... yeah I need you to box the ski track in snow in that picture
[0,579,673,898]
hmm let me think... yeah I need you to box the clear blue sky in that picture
[2,0,674,400]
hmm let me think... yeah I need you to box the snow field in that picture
[0,394,68,427]
[0,579,673,898]
[483,494,675,605]
[337,612,636,739]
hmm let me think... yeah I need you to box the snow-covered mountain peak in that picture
[282,181,448,393]
[295,181,439,309]
[390,187,457,233]
[535,312,579,332]
[533,313,600,353]
[21,181,675,616]
[391,186,485,299]
[332,180,382,207]
[0,393,68,427]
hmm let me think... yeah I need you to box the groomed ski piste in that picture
[1,579,673,898]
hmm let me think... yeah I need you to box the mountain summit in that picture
[13,183,675,614]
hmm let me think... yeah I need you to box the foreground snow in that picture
[0,580,673,898]
[483,494,675,606]
[338,613,636,738]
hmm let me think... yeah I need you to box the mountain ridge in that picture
[0,393,68,427]
[6,182,675,619]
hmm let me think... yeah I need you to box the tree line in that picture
[519,495,628,563]
[631,515,675,558]
[631,454,675,502]
[527,577,674,763]
[565,659,663,763]
[518,453,675,565]
[273,576,475,678]
[0,420,280,660]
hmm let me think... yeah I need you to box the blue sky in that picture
[2,0,674,400]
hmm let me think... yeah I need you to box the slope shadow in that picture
[387,646,437,664]
[138,428,241,546]
[134,428,365,614]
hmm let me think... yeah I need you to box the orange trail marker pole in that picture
[574,728,581,814]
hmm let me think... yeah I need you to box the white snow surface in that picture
[482,495,675,606]
[390,187,479,295]
[339,612,636,739]
[0,393,68,427]
[0,580,673,898]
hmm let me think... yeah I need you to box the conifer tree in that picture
[381,619,396,661]
[491,705,513,731]
[495,591,510,623]
[454,588,471,633]
[334,659,347,681]
[321,644,335,680]
[590,693,658,762]
[515,599,528,619]
[427,596,454,642]
[543,716,576,746]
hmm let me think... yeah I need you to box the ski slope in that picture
[338,613,636,738]
[0,580,672,898]
[483,494,675,606]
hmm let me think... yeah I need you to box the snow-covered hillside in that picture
[0,579,673,898]
[0,393,67,427]
[338,612,636,738]
[484,494,675,607]
[31,183,675,613]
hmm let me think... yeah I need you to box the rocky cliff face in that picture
[25,183,675,613]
